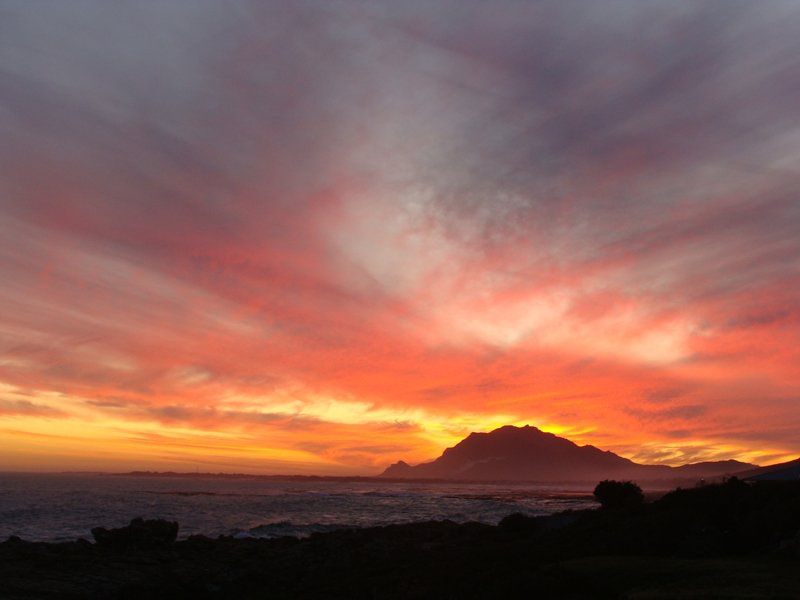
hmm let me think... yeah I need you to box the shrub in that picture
[594,480,644,510]
[499,512,539,534]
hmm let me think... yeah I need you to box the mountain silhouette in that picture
[380,425,755,482]
[738,457,800,481]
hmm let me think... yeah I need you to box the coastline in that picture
[2,479,799,599]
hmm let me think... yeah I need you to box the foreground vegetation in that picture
[1,479,798,599]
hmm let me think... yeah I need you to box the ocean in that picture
[0,473,597,542]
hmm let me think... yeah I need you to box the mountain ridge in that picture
[380,425,756,482]
[739,458,800,481]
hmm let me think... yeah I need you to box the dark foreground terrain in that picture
[1,479,799,599]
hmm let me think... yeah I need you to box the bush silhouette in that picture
[594,480,644,510]
[499,512,539,534]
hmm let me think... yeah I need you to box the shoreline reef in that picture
[2,478,799,599]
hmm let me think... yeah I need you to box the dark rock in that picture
[91,517,178,549]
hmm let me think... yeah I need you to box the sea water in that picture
[0,473,597,542]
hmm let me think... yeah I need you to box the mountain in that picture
[738,458,800,481]
[673,460,762,478]
[380,425,755,483]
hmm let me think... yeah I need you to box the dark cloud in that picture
[135,404,322,429]
[0,398,64,417]
[625,404,708,422]
[84,399,128,409]
[645,387,693,404]
[340,444,411,455]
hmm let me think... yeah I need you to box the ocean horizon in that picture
[0,473,597,543]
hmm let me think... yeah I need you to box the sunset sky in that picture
[1,1,799,474]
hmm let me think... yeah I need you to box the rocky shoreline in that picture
[2,479,799,599]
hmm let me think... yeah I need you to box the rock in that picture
[91,518,178,549]
[499,512,539,534]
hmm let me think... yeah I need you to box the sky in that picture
[1,0,799,474]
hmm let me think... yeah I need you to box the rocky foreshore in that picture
[2,479,799,599]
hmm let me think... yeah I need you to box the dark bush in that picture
[594,480,644,510]
[499,512,539,534]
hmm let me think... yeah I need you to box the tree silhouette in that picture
[594,480,644,510]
